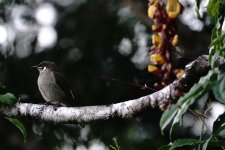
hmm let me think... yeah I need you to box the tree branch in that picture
[0,55,222,124]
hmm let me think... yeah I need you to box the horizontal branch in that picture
[0,55,221,124]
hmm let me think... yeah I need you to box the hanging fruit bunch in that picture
[147,0,184,89]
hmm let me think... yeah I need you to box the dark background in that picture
[0,0,212,149]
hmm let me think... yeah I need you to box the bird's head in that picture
[32,61,58,73]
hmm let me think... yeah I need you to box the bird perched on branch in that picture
[32,61,75,106]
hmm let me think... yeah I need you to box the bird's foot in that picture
[52,102,61,111]
[44,102,52,105]
[43,102,61,111]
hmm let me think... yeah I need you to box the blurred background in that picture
[0,0,221,149]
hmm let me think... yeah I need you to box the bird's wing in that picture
[52,71,75,106]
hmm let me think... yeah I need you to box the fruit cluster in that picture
[147,0,184,88]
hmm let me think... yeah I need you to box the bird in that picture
[32,61,75,106]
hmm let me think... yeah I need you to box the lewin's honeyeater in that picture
[32,61,75,106]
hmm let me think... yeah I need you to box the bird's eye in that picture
[38,66,43,70]
[38,66,46,72]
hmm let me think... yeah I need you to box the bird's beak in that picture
[30,65,38,69]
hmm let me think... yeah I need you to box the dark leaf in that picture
[195,0,202,19]
[213,113,225,135]
[160,105,178,133]
[0,82,5,88]
[5,117,27,143]
[209,140,225,147]
[170,70,216,134]
[202,113,225,150]
[169,139,203,150]
[109,137,120,150]
[158,144,171,150]
[212,71,225,103]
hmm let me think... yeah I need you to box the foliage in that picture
[207,0,222,24]
[195,0,202,19]
[0,83,26,143]
[159,139,203,150]
[0,0,225,149]
[5,117,27,143]
[110,137,120,150]
[212,70,225,103]
[160,0,225,149]
[160,70,217,133]
[0,93,17,105]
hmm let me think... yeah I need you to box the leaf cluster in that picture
[159,0,225,149]
[0,83,26,143]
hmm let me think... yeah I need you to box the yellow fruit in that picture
[152,34,163,48]
[148,65,158,72]
[166,0,181,19]
[150,54,165,64]
[148,5,157,19]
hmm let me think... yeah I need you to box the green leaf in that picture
[202,137,212,150]
[170,98,196,134]
[210,51,220,68]
[169,139,203,150]
[160,105,178,133]
[109,145,117,150]
[212,70,225,103]
[212,113,225,138]
[209,29,225,47]
[209,140,225,147]
[209,28,225,68]
[158,144,171,150]
[109,137,120,150]
[170,71,216,134]
[213,113,225,133]
[195,0,202,19]
[207,0,221,23]
[0,82,5,88]
[5,117,27,143]
[203,113,225,150]
[160,71,217,135]
[0,93,17,105]
[171,84,207,126]
[211,25,219,41]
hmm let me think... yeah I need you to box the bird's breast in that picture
[37,71,65,103]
